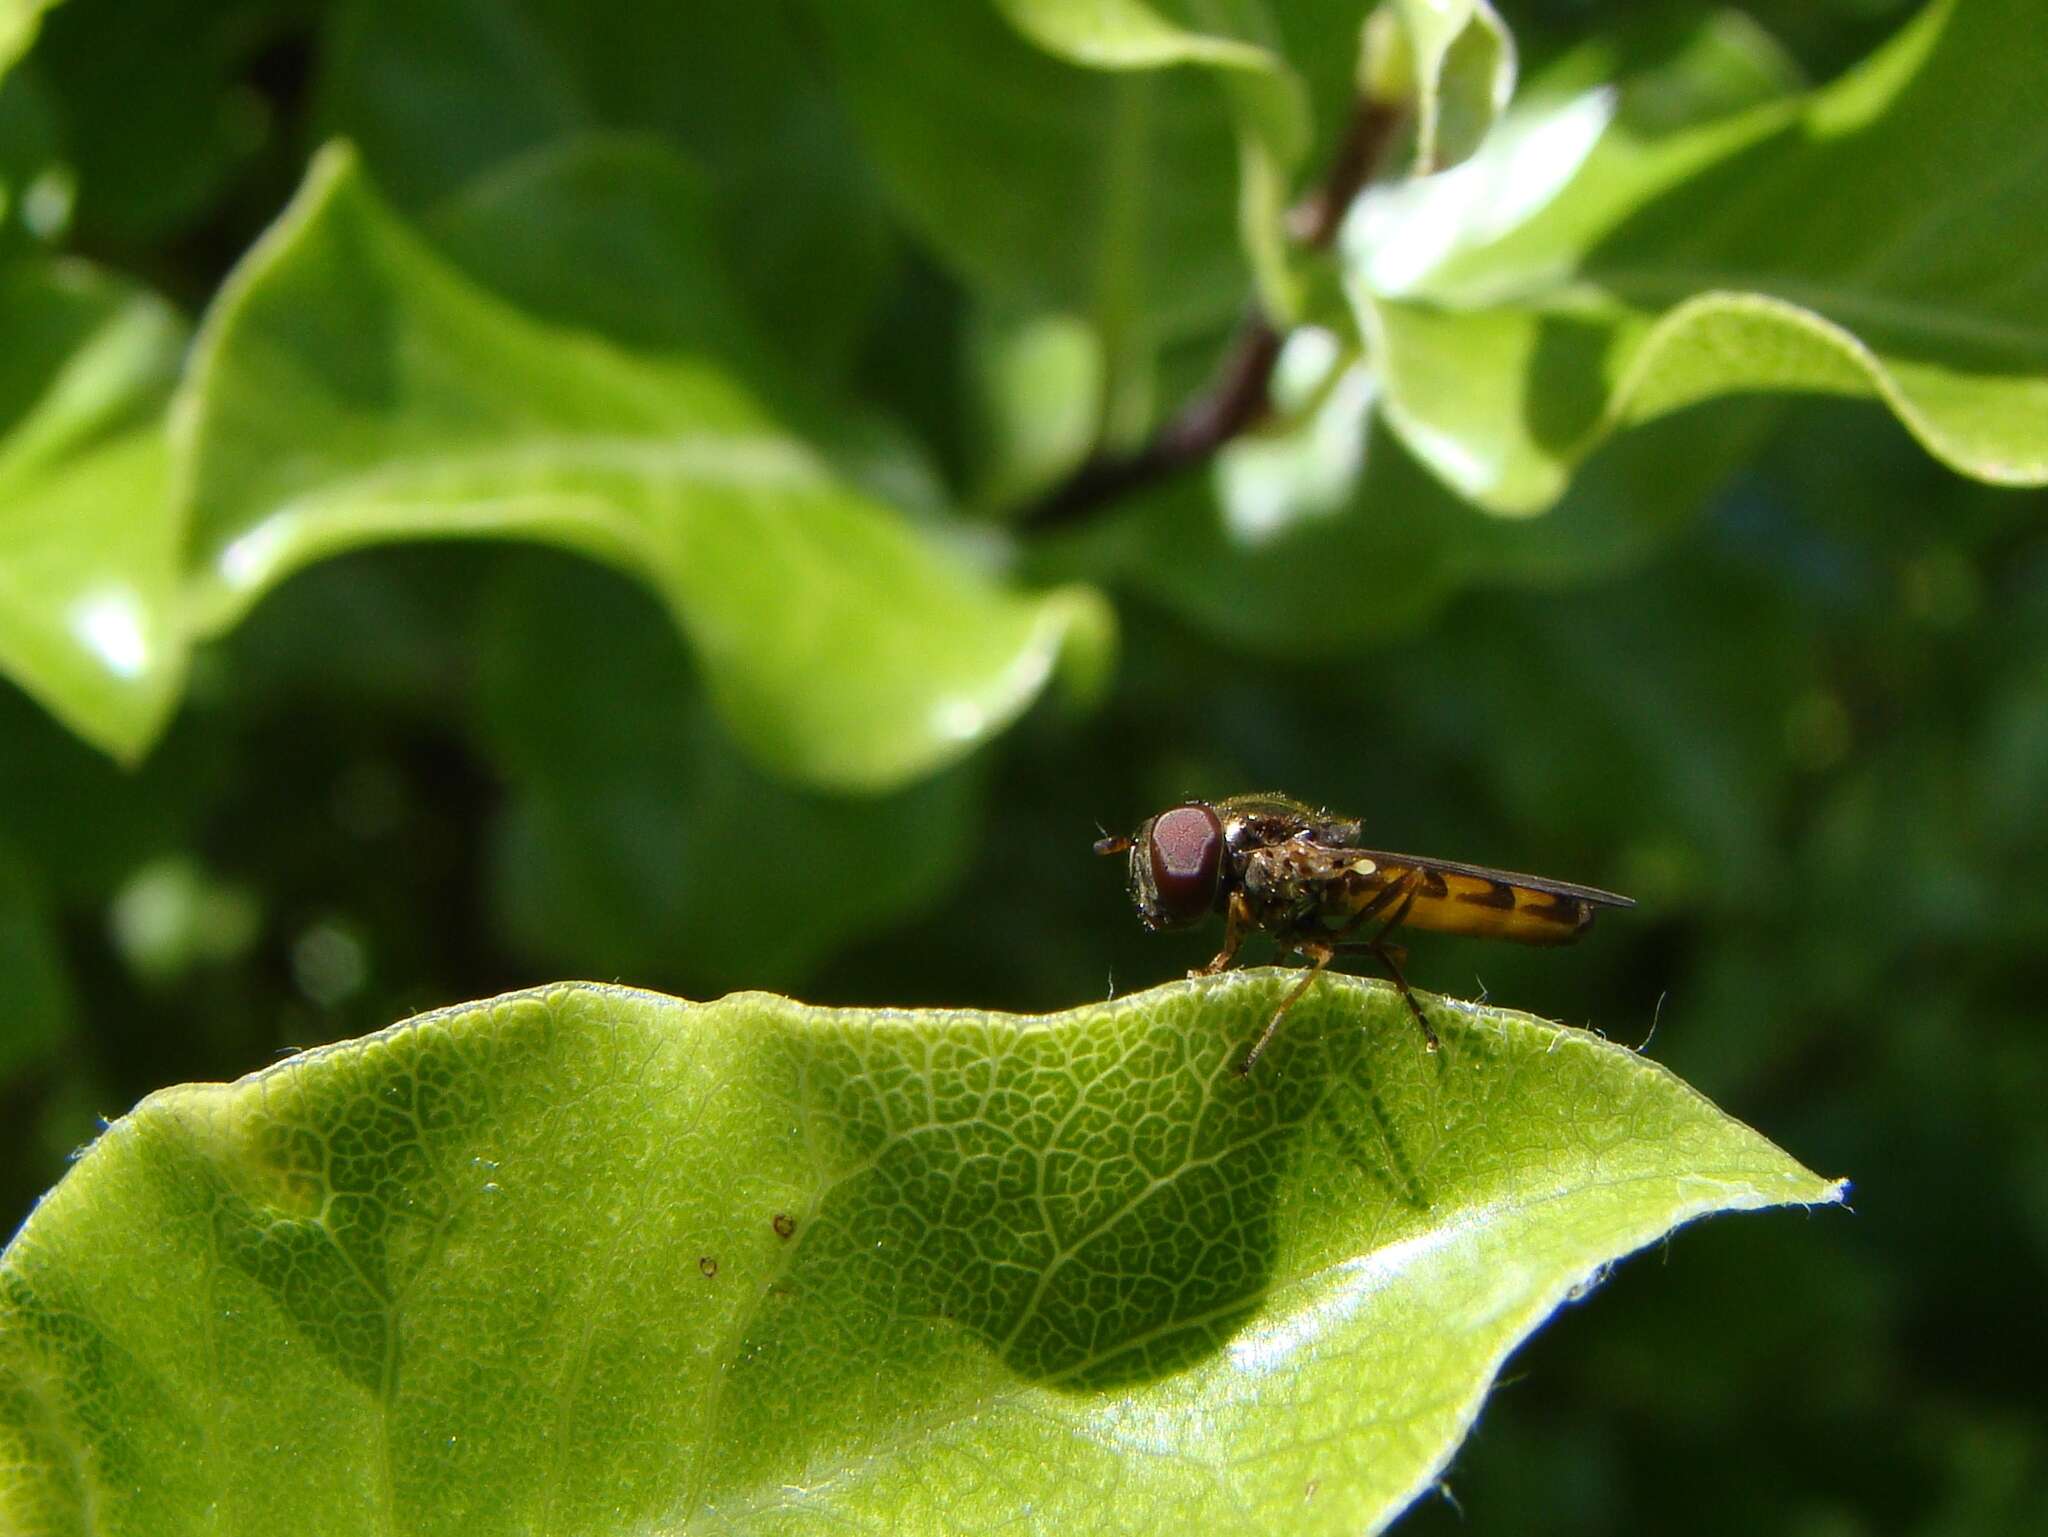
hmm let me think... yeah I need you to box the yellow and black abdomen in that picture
[1394,868,1598,946]
[1242,841,1630,948]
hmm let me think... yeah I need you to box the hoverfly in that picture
[1095,793,1634,1075]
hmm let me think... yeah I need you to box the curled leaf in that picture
[1347,0,2048,512]
[170,144,1110,792]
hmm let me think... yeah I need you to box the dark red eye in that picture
[1147,804,1223,924]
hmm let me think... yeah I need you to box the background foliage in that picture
[0,0,2043,1531]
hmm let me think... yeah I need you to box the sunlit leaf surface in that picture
[0,976,1839,1535]
[169,145,1109,792]
[1347,0,2048,512]
[0,260,184,758]
[1389,0,1517,171]
[0,0,60,82]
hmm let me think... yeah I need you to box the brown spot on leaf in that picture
[772,1212,796,1239]
[698,1255,718,1278]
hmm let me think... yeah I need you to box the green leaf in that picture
[993,0,1310,320]
[421,133,945,511]
[0,260,185,759]
[1347,0,2048,513]
[970,309,1108,509]
[1386,0,1517,171]
[813,0,1366,440]
[172,143,1111,792]
[475,554,980,994]
[0,977,1840,1535]
[319,0,893,381]
[1063,393,1771,658]
[995,0,1274,70]
[814,0,1245,392]
[420,134,761,365]
[28,0,293,244]
[0,0,59,82]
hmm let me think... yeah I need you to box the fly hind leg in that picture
[1333,875,1440,1052]
[1368,936,1439,1052]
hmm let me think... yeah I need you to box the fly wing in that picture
[1360,849,1634,947]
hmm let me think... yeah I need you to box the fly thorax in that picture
[1315,855,1381,928]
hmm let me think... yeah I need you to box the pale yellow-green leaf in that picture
[0,262,185,759]
[167,144,1110,792]
[1346,0,2048,512]
[0,975,1841,1535]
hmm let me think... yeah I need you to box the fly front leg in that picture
[1191,887,1254,977]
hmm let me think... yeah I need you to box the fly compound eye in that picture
[1145,803,1223,926]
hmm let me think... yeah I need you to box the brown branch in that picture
[1290,98,1403,250]
[1021,317,1281,531]
[1018,98,1404,533]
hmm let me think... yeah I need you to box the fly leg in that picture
[1335,935,1432,1039]
[1192,887,1254,977]
[1237,942,1332,1078]
[1330,872,1440,1051]
[1367,932,1439,1052]
[1236,874,1410,1077]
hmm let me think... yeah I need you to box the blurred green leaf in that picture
[1385,0,1516,171]
[1064,395,1769,657]
[991,0,1274,72]
[1347,0,2048,512]
[1048,16,1797,656]
[421,133,944,511]
[28,0,298,245]
[1212,324,1379,544]
[476,555,980,994]
[0,260,185,758]
[420,133,759,364]
[970,309,1107,509]
[821,1,1380,445]
[0,976,1838,1535]
[813,1,1298,441]
[0,0,59,82]
[992,0,1311,320]
[172,144,1111,792]
[318,0,892,380]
